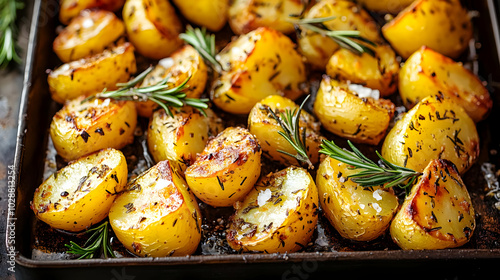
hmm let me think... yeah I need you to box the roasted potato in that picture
[31,148,127,232]
[136,45,208,117]
[53,9,125,63]
[48,42,137,104]
[382,95,479,174]
[123,0,183,59]
[355,0,415,14]
[382,0,473,59]
[212,27,307,114]
[298,0,382,69]
[50,96,137,161]
[185,127,261,207]
[59,0,125,25]
[390,159,475,250]
[399,47,492,123]
[316,156,399,241]
[172,0,229,31]
[326,44,399,97]
[109,160,202,257]
[228,0,304,35]
[147,107,224,173]
[313,77,395,145]
[248,95,324,166]
[226,166,318,253]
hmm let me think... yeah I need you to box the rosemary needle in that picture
[180,25,224,73]
[0,0,24,67]
[65,221,116,259]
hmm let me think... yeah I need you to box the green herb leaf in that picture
[0,0,24,67]
[64,221,116,259]
[180,25,224,73]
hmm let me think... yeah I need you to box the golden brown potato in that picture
[50,96,137,161]
[382,95,479,174]
[59,0,125,25]
[31,148,127,232]
[48,42,137,104]
[326,44,399,97]
[248,95,324,166]
[136,45,208,118]
[227,166,318,253]
[172,0,229,31]
[185,127,262,207]
[298,0,382,69]
[316,156,399,241]
[123,0,183,59]
[109,160,202,257]
[212,27,307,114]
[390,159,475,250]
[228,0,304,35]
[53,9,125,63]
[313,77,395,145]
[399,47,492,123]
[147,107,224,173]
[356,0,415,14]
[382,0,473,59]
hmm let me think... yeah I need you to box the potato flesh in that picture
[59,0,125,24]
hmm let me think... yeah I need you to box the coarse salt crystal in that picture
[82,18,94,28]
[158,57,175,69]
[257,189,272,207]
[348,84,380,100]
[372,202,382,213]
[373,189,383,201]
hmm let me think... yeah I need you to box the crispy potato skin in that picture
[212,27,307,114]
[298,0,382,69]
[31,148,127,232]
[382,95,479,174]
[356,0,414,14]
[59,0,125,25]
[53,10,125,63]
[228,0,304,35]
[316,157,399,241]
[326,44,399,97]
[109,160,202,257]
[123,0,183,59]
[399,47,492,123]
[147,107,224,173]
[50,96,137,162]
[382,0,473,59]
[172,0,229,31]
[227,166,318,253]
[313,77,395,145]
[390,159,475,250]
[248,95,324,166]
[185,127,261,207]
[48,42,137,104]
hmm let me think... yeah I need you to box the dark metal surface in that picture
[10,0,500,279]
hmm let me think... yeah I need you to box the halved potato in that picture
[48,42,137,104]
[59,0,126,25]
[228,0,304,35]
[172,0,229,31]
[212,27,307,114]
[382,95,479,174]
[316,156,399,241]
[109,160,202,257]
[326,44,399,97]
[382,0,473,59]
[31,148,127,232]
[226,166,318,253]
[313,76,395,145]
[185,127,261,207]
[53,9,125,63]
[136,45,208,118]
[147,107,224,173]
[399,47,492,123]
[356,0,415,14]
[390,159,475,250]
[50,96,137,161]
[297,0,382,69]
[123,0,183,59]
[248,95,324,167]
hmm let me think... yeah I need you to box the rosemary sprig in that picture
[265,95,314,169]
[289,16,376,56]
[0,0,24,67]
[65,221,116,259]
[89,66,209,117]
[319,140,422,190]
[180,25,223,73]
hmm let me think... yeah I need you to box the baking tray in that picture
[10,0,500,279]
